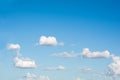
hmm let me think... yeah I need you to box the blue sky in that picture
[0,0,120,80]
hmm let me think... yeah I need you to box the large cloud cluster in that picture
[8,43,37,69]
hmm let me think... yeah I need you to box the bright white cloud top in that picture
[108,56,120,76]
[82,48,112,58]
[7,43,37,69]
[37,36,64,46]
[7,43,20,51]
[14,56,37,68]
[40,36,57,46]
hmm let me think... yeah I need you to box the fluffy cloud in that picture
[45,65,65,70]
[82,48,111,58]
[7,43,37,69]
[7,43,20,51]
[37,36,64,46]
[40,36,57,46]
[108,56,120,77]
[24,72,37,80]
[14,56,37,68]
[51,52,77,58]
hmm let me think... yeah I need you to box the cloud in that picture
[108,56,120,77]
[81,48,112,58]
[14,56,37,69]
[23,73,50,80]
[76,77,81,80]
[7,43,20,51]
[56,65,65,70]
[45,65,65,70]
[7,43,37,69]
[39,75,50,80]
[51,52,77,58]
[24,72,37,80]
[36,36,64,46]
[104,70,116,80]
[79,67,92,73]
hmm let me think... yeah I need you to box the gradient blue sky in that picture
[0,0,120,80]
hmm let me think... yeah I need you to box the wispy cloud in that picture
[36,36,64,46]
[23,73,50,80]
[39,75,50,80]
[78,67,92,73]
[24,72,37,80]
[45,65,65,71]
[51,51,78,58]
[76,77,81,80]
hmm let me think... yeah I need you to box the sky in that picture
[0,0,120,80]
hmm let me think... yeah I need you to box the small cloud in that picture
[76,77,81,80]
[56,65,65,70]
[22,73,50,80]
[51,51,78,58]
[81,48,112,58]
[7,43,20,51]
[79,67,92,73]
[45,65,65,71]
[40,36,57,46]
[36,36,64,46]
[24,72,37,80]
[39,75,50,80]
[14,56,37,69]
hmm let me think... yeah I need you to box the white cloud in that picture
[7,43,37,69]
[82,48,112,58]
[36,36,64,46]
[108,56,120,77]
[23,73,50,80]
[40,36,57,46]
[45,65,65,70]
[14,56,37,69]
[24,72,37,80]
[7,43,20,51]
[51,52,77,58]
[56,65,65,70]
